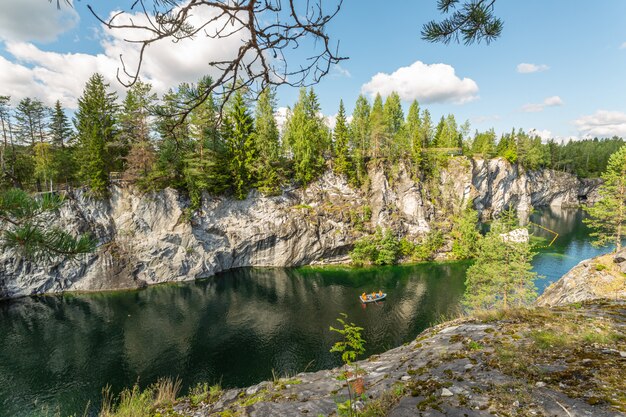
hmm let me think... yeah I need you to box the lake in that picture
[0,208,610,416]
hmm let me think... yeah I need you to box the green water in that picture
[0,208,610,416]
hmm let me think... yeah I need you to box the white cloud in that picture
[522,96,563,113]
[574,110,626,138]
[361,61,479,104]
[516,63,549,74]
[528,128,552,141]
[0,5,249,108]
[0,0,79,43]
[331,64,351,78]
[620,42,626,49]
[275,107,290,133]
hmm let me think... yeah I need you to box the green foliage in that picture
[0,188,95,260]
[49,100,73,148]
[329,313,366,366]
[463,215,538,311]
[74,73,118,197]
[450,206,481,259]
[584,145,626,250]
[350,227,401,266]
[253,88,283,195]
[332,100,352,179]
[401,230,445,262]
[283,87,329,185]
[224,91,255,199]
[348,95,371,186]
[422,0,503,45]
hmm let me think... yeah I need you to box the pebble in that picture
[620,351,626,358]
[441,388,454,397]
[400,375,411,381]
[513,400,520,407]
[464,364,474,370]
[535,381,546,387]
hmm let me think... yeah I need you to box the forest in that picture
[0,73,623,208]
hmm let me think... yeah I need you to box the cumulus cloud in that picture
[361,61,479,104]
[0,0,79,43]
[0,6,249,108]
[516,63,549,74]
[574,110,626,138]
[528,128,552,141]
[522,96,563,113]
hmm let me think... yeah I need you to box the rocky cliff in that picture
[537,251,626,307]
[164,300,626,417]
[0,157,601,299]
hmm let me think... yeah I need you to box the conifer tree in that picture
[406,100,423,172]
[369,93,385,159]
[49,100,72,148]
[224,91,255,199]
[349,95,371,186]
[471,129,497,158]
[119,79,157,182]
[33,142,56,191]
[74,73,118,196]
[383,92,406,161]
[253,88,282,195]
[585,145,626,250]
[15,98,48,147]
[283,87,329,184]
[464,217,537,310]
[332,99,352,178]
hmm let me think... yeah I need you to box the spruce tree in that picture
[119,79,157,179]
[283,87,329,185]
[585,145,626,250]
[348,95,371,186]
[406,100,422,173]
[49,100,72,148]
[74,73,118,196]
[369,93,385,159]
[253,88,282,195]
[224,91,255,199]
[383,92,406,161]
[332,99,352,178]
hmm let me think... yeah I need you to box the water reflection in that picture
[0,207,602,417]
[0,263,467,417]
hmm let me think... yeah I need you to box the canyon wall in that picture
[0,157,601,299]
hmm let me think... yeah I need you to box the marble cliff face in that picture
[0,157,600,299]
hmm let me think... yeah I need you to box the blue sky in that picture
[1,0,626,140]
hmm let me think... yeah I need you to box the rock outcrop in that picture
[165,300,626,417]
[0,157,601,299]
[537,252,626,307]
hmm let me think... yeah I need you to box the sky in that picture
[1,0,626,141]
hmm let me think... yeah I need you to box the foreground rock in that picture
[1,158,601,299]
[537,253,626,307]
[163,300,626,417]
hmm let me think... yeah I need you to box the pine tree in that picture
[283,87,329,185]
[74,73,118,196]
[348,95,370,186]
[15,98,48,147]
[49,100,72,148]
[332,99,352,178]
[253,88,282,195]
[224,91,255,199]
[463,217,537,310]
[369,93,385,159]
[471,129,497,158]
[585,145,626,250]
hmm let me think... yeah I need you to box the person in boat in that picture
[361,292,366,300]
[378,290,383,297]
